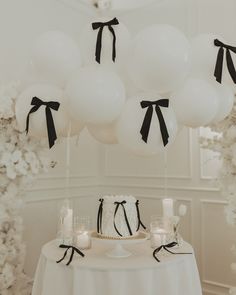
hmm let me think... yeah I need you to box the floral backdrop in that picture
[201,96,236,295]
[0,83,50,295]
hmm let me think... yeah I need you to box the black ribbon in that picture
[153,242,192,263]
[56,244,85,266]
[92,17,119,64]
[140,99,169,147]
[97,198,104,234]
[136,200,146,231]
[25,96,60,149]
[114,201,133,237]
[214,39,236,84]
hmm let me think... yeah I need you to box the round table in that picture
[32,239,202,295]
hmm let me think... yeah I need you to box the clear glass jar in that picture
[73,216,91,250]
[150,217,173,249]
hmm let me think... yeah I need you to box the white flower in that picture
[6,166,16,180]
[0,244,8,266]
[15,158,28,175]
[0,82,53,294]
[178,204,187,217]
[0,151,12,166]
[0,263,15,289]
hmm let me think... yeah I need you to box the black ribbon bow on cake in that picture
[214,39,236,84]
[153,242,192,263]
[97,198,104,234]
[140,99,169,147]
[114,201,133,237]
[56,244,85,266]
[25,96,60,149]
[92,17,119,64]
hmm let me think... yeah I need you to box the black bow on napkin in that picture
[214,39,236,84]
[136,200,146,231]
[56,245,85,266]
[114,201,133,237]
[97,198,104,234]
[92,17,119,64]
[140,99,169,147]
[25,96,60,149]
[153,242,192,263]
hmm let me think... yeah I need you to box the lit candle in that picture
[77,231,91,249]
[162,198,174,218]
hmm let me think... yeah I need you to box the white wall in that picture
[0,1,236,295]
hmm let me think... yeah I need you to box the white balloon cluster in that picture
[15,18,235,155]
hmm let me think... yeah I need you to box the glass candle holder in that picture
[56,199,73,245]
[150,217,173,249]
[171,216,183,247]
[73,216,91,250]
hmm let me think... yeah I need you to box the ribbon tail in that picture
[121,204,133,236]
[214,47,224,83]
[140,106,153,143]
[74,248,85,257]
[155,106,169,146]
[113,204,123,237]
[153,247,162,262]
[108,26,116,62]
[66,249,74,266]
[56,248,69,264]
[95,27,103,64]
[45,107,57,149]
[163,247,176,255]
[136,201,146,231]
[226,49,236,84]
[97,200,103,234]
[164,246,192,255]
[139,221,146,230]
[25,105,40,134]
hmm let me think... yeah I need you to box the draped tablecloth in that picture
[32,239,202,295]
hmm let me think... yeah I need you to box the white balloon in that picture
[190,33,225,81]
[61,119,85,137]
[79,17,131,68]
[31,31,82,86]
[127,24,190,93]
[65,66,126,124]
[116,94,178,156]
[87,122,118,144]
[15,84,70,138]
[170,78,219,128]
[211,83,234,123]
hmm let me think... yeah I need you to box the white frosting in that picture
[98,195,139,238]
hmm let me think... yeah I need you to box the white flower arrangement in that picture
[0,82,51,295]
[201,97,236,295]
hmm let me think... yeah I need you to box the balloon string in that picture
[65,122,71,199]
[164,150,168,198]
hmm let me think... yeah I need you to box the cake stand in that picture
[91,231,148,258]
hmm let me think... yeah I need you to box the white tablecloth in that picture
[32,239,202,295]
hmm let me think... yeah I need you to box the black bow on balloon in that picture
[135,200,146,231]
[114,201,133,237]
[214,39,236,84]
[25,96,60,149]
[97,198,104,234]
[56,244,85,266]
[92,17,119,64]
[140,99,169,147]
[153,242,192,263]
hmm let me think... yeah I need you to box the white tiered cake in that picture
[97,195,145,239]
